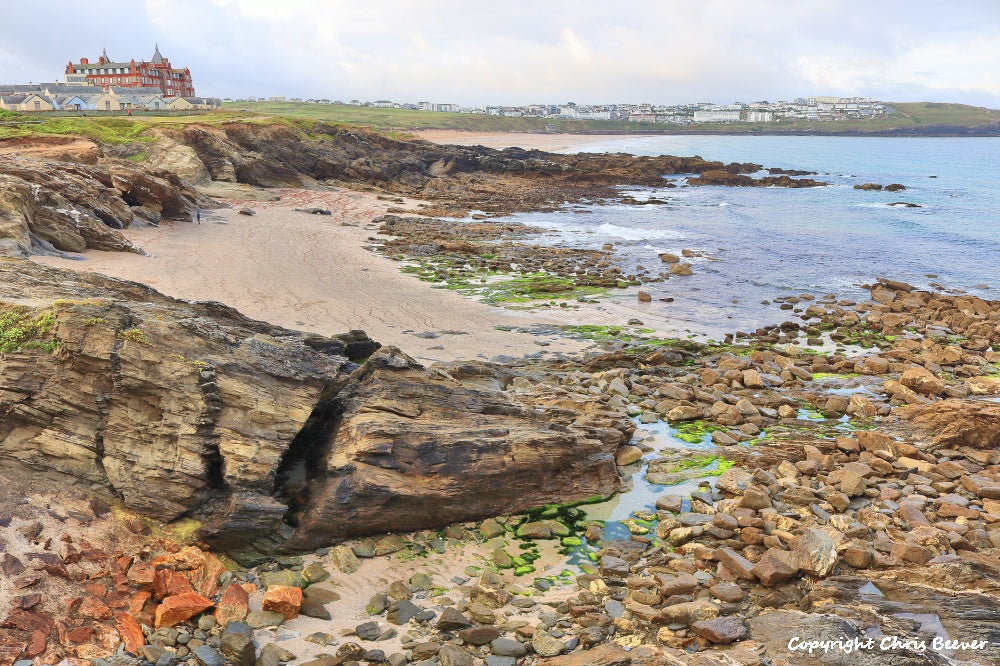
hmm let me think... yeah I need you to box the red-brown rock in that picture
[261,585,302,620]
[128,590,151,616]
[214,582,249,626]
[67,625,95,644]
[2,609,55,634]
[78,597,111,620]
[126,561,155,589]
[114,612,145,654]
[154,593,213,628]
[153,568,196,599]
[24,631,46,658]
[189,552,227,598]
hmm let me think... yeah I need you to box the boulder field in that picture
[0,259,634,556]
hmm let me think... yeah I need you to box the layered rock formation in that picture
[285,352,632,549]
[0,144,215,258]
[0,260,633,553]
[146,122,820,217]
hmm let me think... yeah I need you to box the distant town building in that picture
[693,110,741,122]
[64,46,195,97]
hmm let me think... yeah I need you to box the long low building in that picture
[0,82,220,112]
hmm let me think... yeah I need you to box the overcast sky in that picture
[2,0,998,107]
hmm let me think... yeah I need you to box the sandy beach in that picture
[32,188,605,364]
[414,130,645,153]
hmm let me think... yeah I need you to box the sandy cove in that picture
[32,186,713,364]
[32,188,599,365]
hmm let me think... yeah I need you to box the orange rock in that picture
[128,591,151,616]
[154,593,213,628]
[67,625,94,644]
[113,555,134,574]
[83,583,108,599]
[214,582,249,626]
[241,582,258,595]
[24,630,47,658]
[153,568,195,600]
[114,612,145,654]
[261,585,302,620]
[78,597,111,620]
[189,553,227,598]
[126,561,155,589]
[151,546,205,571]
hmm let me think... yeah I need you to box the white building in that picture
[693,110,741,122]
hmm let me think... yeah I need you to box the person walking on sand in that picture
[196,210,201,224]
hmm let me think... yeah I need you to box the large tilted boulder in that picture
[284,349,632,549]
[0,261,633,552]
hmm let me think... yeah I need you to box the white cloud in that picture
[3,0,999,106]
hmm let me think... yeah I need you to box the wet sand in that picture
[32,188,601,364]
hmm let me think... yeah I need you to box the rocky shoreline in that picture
[5,272,1000,665]
[2,123,999,665]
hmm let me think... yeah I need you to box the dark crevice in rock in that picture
[194,364,226,492]
[93,208,124,229]
[273,382,346,527]
[96,323,127,497]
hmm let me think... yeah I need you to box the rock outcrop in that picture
[0,147,216,258]
[285,350,632,549]
[0,260,633,552]
[147,122,818,217]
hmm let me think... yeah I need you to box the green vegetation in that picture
[2,99,996,149]
[401,261,606,306]
[221,100,1000,135]
[0,305,57,353]
[561,324,700,350]
[118,327,152,346]
[671,420,718,444]
[81,317,107,327]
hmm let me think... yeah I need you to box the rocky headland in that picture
[0,123,998,666]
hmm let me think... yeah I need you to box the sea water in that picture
[512,135,1000,336]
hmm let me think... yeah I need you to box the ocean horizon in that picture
[508,135,1000,337]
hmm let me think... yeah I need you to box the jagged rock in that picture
[794,529,838,577]
[690,616,748,644]
[897,400,1000,450]
[0,260,367,548]
[0,264,628,551]
[285,347,631,547]
[0,153,214,257]
[900,365,945,396]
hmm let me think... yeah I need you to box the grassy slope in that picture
[0,101,995,146]
[222,101,1000,135]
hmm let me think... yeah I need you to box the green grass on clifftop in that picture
[2,100,996,147]
[223,101,1000,135]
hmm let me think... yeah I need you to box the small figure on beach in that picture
[196,210,201,224]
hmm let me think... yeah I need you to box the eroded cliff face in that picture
[0,146,216,258]
[0,261,633,553]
